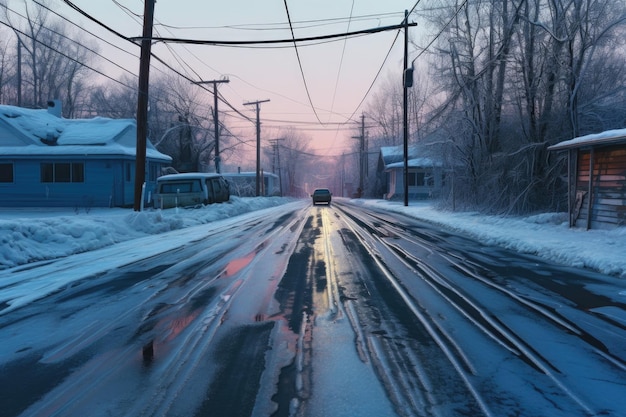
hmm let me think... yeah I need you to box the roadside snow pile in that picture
[0,196,294,270]
[355,199,626,279]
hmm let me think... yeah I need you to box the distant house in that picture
[377,145,444,200]
[548,129,626,229]
[0,103,172,208]
[222,171,281,197]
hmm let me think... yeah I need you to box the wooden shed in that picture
[548,129,626,229]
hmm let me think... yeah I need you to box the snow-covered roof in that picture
[386,157,443,169]
[548,128,626,151]
[222,171,278,178]
[380,145,442,169]
[157,172,223,181]
[0,105,171,161]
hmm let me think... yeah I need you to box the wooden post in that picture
[134,0,155,211]
[243,99,270,196]
[586,148,595,230]
[403,9,409,207]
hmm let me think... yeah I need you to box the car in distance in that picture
[311,188,332,205]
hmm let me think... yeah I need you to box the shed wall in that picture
[575,145,626,228]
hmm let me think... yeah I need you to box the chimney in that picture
[47,99,62,118]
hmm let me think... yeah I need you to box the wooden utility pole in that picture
[269,138,285,196]
[134,0,155,211]
[351,114,366,197]
[194,78,229,173]
[243,99,270,196]
[403,9,410,207]
[361,114,366,192]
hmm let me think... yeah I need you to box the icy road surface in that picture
[1,200,625,416]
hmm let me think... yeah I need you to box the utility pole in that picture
[402,9,410,207]
[351,114,366,197]
[269,138,285,196]
[194,78,229,173]
[134,0,155,211]
[243,99,270,196]
[361,114,367,190]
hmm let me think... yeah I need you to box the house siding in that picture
[574,145,626,229]
[378,145,445,201]
[0,158,165,208]
[386,167,443,200]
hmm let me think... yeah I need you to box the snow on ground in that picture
[354,199,626,279]
[1,197,626,280]
[0,196,294,270]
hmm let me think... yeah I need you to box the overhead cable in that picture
[282,0,323,124]
[59,0,253,123]
[131,22,417,46]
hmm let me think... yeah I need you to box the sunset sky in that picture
[61,0,419,155]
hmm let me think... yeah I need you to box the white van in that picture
[154,173,230,209]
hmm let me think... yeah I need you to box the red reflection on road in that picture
[222,252,255,277]
[165,310,201,342]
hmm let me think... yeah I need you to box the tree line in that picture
[0,1,243,175]
[3,1,626,211]
[363,0,626,214]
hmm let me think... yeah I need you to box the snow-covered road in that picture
[1,199,625,416]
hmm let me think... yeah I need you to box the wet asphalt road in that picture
[1,199,625,417]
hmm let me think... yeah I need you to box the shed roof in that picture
[0,105,171,161]
[548,128,626,151]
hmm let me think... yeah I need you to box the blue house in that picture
[377,145,445,200]
[0,103,172,208]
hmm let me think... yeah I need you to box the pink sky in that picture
[63,1,414,155]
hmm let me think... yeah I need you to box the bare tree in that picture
[276,128,314,197]
[0,30,17,103]
[418,0,626,213]
[0,0,96,113]
[365,74,403,144]
[149,76,217,172]
[89,76,138,119]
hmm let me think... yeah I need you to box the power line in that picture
[283,0,322,124]
[4,1,138,81]
[341,2,425,125]
[57,0,255,123]
[134,22,417,46]
[13,1,426,147]
[35,0,138,63]
[4,1,205,115]
[328,0,354,121]
[0,19,132,89]
[411,0,469,66]
[153,11,405,32]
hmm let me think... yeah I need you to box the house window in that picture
[0,163,14,182]
[41,163,54,182]
[55,163,71,182]
[73,163,84,182]
[40,162,85,183]
[407,172,426,186]
[407,172,415,186]
[148,163,159,182]
[125,163,132,182]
